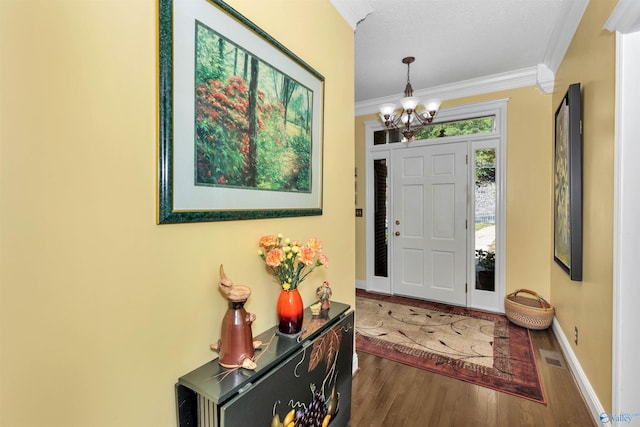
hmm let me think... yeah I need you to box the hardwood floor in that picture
[350,328,595,427]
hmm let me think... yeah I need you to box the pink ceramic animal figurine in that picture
[210,265,261,370]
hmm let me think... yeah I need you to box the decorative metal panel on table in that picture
[176,302,353,427]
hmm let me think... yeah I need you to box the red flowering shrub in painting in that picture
[195,76,254,186]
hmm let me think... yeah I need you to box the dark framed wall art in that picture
[553,83,583,281]
[158,0,325,224]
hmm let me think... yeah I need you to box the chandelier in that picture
[378,56,442,142]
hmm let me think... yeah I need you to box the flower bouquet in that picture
[258,234,329,290]
[258,234,329,335]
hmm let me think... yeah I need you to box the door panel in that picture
[432,250,454,289]
[392,142,467,306]
[402,248,423,285]
[433,183,455,238]
[403,185,423,236]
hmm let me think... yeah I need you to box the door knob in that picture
[395,231,400,236]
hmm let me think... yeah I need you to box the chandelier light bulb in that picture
[400,96,419,111]
[379,103,397,117]
[424,99,442,113]
[400,112,417,124]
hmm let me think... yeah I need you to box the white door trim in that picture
[611,29,640,421]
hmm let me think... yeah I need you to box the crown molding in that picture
[544,0,588,73]
[329,0,373,31]
[355,66,554,117]
[536,64,555,94]
[605,0,640,34]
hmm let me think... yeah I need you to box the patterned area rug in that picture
[355,290,546,404]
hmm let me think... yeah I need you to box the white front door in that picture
[391,142,468,306]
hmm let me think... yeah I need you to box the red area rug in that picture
[355,290,546,404]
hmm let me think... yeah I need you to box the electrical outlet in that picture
[574,326,579,345]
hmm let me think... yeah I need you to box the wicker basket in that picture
[504,289,555,330]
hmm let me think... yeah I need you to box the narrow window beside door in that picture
[374,159,388,277]
[474,148,496,291]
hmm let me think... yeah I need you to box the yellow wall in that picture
[355,86,553,298]
[0,1,354,426]
[551,0,617,411]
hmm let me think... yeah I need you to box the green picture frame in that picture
[158,0,324,223]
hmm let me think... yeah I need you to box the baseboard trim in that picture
[552,318,606,425]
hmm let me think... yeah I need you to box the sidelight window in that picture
[474,148,496,292]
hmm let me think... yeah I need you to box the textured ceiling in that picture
[346,0,585,105]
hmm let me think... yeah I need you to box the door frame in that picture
[610,27,640,421]
[364,98,508,312]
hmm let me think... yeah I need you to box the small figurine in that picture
[210,265,262,370]
[315,281,332,311]
[310,302,322,316]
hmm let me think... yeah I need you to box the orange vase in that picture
[277,288,304,335]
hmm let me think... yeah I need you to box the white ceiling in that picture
[330,0,589,114]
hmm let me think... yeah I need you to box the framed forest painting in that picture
[553,83,582,281]
[158,0,324,223]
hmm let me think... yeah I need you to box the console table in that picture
[176,302,353,427]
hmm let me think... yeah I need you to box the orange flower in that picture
[265,248,284,267]
[318,253,329,267]
[297,246,316,266]
[307,237,323,252]
[259,234,278,249]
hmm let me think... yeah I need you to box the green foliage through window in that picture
[475,149,496,184]
[413,116,495,140]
